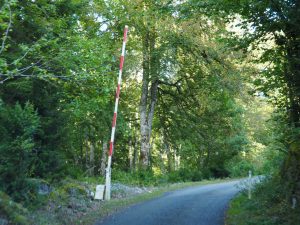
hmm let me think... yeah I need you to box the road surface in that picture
[95,180,241,225]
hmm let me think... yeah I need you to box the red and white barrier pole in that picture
[105,25,128,200]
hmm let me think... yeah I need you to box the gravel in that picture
[111,183,155,199]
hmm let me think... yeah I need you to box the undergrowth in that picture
[227,176,300,225]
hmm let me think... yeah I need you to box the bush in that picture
[167,168,203,182]
[112,169,159,186]
[110,168,204,186]
[0,101,40,202]
[226,158,254,177]
[0,191,30,225]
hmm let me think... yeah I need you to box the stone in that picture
[0,218,8,225]
[38,183,52,195]
[94,185,105,200]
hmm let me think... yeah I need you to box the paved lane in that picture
[95,180,241,225]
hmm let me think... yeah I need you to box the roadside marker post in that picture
[248,170,252,200]
[104,25,128,201]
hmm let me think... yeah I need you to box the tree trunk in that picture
[281,33,300,206]
[174,146,179,171]
[165,142,173,173]
[80,136,84,168]
[139,30,159,170]
[140,31,150,169]
[133,136,138,171]
[159,147,166,174]
[89,142,95,176]
[85,141,89,172]
[129,139,133,171]
[100,140,107,176]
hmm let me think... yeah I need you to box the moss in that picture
[281,139,300,202]
[13,215,28,225]
[48,180,88,203]
[61,183,87,196]
[0,191,30,225]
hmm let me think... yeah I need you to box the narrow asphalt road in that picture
[95,180,241,225]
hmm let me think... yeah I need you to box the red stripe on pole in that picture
[120,56,124,70]
[109,141,113,156]
[112,112,117,127]
[116,84,121,99]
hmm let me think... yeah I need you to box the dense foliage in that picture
[210,0,300,208]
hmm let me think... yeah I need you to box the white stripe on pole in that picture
[110,127,116,142]
[105,25,128,200]
[122,44,126,56]
[114,100,119,112]
[118,72,122,84]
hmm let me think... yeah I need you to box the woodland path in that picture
[95,180,241,225]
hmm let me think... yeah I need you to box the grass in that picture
[79,178,237,225]
[226,177,300,225]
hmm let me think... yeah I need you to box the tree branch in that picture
[0,4,12,55]
[7,47,32,66]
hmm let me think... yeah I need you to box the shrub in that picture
[0,191,30,225]
[226,158,254,178]
[112,169,158,186]
[0,101,40,202]
[167,168,203,182]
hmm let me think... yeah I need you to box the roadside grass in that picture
[79,178,238,225]
[226,177,300,225]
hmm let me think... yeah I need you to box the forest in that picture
[0,0,299,224]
